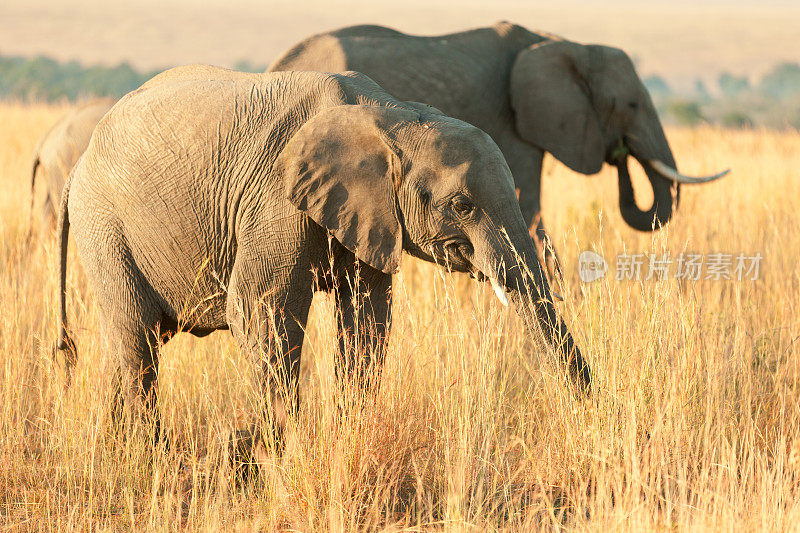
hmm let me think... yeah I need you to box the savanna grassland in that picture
[1,103,799,531]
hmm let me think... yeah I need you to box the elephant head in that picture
[278,103,590,389]
[510,40,728,231]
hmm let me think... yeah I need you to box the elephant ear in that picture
[278,104,413,274]
[510,40,605,175]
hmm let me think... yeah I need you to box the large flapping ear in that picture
[510,40,605,175]
[277,104,416,274]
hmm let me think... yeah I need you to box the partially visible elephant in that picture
[28,98,116,237]
[270,22,728,279]
[54,66,589,443]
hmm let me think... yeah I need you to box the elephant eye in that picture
[628,101,639,110]
[450,196,475,217]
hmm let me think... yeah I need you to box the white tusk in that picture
[489,276,509,307]
[648,159,730,184]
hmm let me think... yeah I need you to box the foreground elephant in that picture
[270,22,728,278]
[55,66,589,440]
[29,98,116,236]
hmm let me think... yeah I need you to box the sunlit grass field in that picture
[1,102,798,531]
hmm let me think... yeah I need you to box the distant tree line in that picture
[1,51,799,129]
[0,54,268,102]
[644,62,800,129]
[0,55,157,101]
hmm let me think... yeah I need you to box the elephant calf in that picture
[55,66,589,441]
[29,98,116,237]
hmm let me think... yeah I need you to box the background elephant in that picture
[28,98,116,237]
[55,66,589,442]
[269,22,727,279]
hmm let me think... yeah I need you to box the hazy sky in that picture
[2,0,798,89]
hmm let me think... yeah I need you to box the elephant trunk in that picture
[616,155,679,232]
[481,220,591,392]
[616,101,682,232]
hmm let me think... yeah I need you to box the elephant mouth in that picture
[440,239,474,273]
[429,239,520,308]
[608,137,729,184]
[410,239,475,274]
[606,137,632,164]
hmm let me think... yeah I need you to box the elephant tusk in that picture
[648,159,730,184]
[489,276,509,307]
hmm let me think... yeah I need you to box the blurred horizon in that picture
[2,0,799,91]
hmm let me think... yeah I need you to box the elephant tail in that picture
[53,173,76,380]
[26,152,41,242]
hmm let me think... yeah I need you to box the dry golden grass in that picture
[1,102,799,531]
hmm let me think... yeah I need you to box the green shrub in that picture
[720,110,753,128]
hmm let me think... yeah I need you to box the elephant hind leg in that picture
[77,222,170,442]
[108,320,167,442]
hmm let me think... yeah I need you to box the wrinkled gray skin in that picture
[29,98,116,236]
[269,22,693,279]
[55,66,589,442]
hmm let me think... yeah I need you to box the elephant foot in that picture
[176,461,196,526]
[228,427,277,483]
[52,333,77,388]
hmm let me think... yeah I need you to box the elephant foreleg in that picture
[333,259,392,397]
[225,265,312,456]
